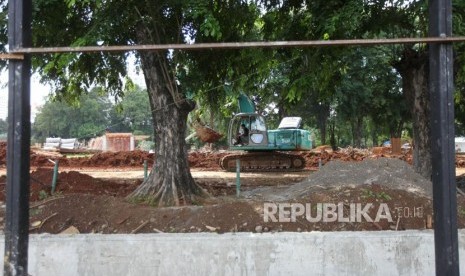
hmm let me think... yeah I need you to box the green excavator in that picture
[220,94,313,172]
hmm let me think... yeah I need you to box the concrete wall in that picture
[2,230,465,275]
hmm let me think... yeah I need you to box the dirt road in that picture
[1,167,464,179]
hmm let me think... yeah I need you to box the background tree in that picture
[0,118,6,133]
[451,0,465,136]
[0,118,7,141]
[32,84,153,141]
[32,88,112,141]
[109,84,153,135]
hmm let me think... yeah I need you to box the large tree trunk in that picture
[128,50,207,206]
[319,120,327,146]
[352,116,363,148]
[316,102,330,145]
[329,120,337,150]
[371,124,378,147]
[395,49,431,179]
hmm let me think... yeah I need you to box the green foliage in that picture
[137,140,155,151]
[361,189,392,201]
[452,0,465,134]
[2,0,465,150]
[0,1,6,68]
[38,190,49,201]
[109,85,152,135]
[32,89,112,141]
[30,207,43,216]
[0,118,7,134]
[32,85,153,141]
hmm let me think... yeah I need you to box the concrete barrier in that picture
[1,230,464,275]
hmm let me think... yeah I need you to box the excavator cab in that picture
[228,113,268,148]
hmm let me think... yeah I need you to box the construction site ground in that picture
[1,141,465,235]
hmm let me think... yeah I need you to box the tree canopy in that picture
[32,85,152,141]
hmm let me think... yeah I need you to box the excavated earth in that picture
[1,141,465,234]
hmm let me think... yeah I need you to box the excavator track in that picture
[220,151,306,172]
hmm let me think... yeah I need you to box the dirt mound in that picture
[2,164,465,234]
[301,148,413,169]
[75,150,154,167]
[0,168,140,201]
[24,185,440,234]
[305,158,432,196]
[5,140,465,171]
[457,155,465,167]
[244,158,432,201]
[188,151,229,171]
[0,142,6,166]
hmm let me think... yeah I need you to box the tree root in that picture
[127,184,210,207]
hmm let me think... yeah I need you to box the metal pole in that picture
[429,0,459,275]
[4,0,32,275]
[236,159,241,197]
[51,160,59,194]
[6,36,465,55]
[143,160,148,181]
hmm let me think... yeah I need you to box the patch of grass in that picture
[30,208,43,216]
[458,206,465,216]
[361,189,392,201]
[52,191,63,197]
[191,199,202,206]
[38,190,49,201]
[126,195,161,207]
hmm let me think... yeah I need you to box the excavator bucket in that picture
[194,123,223,143]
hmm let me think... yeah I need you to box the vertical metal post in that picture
[4,0,32,275]
[236,159,241,197]
[429,0,459,275]
[51,160,59,194]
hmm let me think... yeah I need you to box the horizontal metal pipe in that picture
[0,53,24,60]
[8,36,465,54]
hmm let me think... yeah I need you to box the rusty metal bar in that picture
[7,36,465,54]
[0,53,24,60]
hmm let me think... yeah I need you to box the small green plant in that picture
[30,208,43,216]
[377,192,392,201]
[361,189,392,201]
[38,190,49,201]
[458,206,465,216]
[52,191,63,197]
[361,189,375,199]
[191,199,202,206]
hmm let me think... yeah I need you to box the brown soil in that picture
[4,141,465,171]
[1,141,465,234]
[0,170,445,234]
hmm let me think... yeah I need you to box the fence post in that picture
[236,159,241,197]
[51,160,59,194]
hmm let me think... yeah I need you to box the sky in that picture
[0,72,50,121]
[0,57,146,121]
